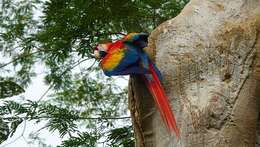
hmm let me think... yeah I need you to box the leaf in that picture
[0,80,25,99]
[107,126,134,147]
[4,101,28,115]
[0,118,10,144]
[9,118,23,137]
[59,132,97,147]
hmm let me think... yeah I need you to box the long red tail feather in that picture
[144,64,180,138]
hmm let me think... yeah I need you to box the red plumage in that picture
[144,63,180,138]
[94,32,180,138]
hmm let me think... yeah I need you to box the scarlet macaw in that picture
[93,33,180,138]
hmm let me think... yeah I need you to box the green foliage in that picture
[0,0,189,146]
[58,132,98,147]
[28,133,52,147]
[0,119,9,144]
[107,126,134,147]
[0,100,28,116]
[0,78,25,98]
[9,118,23,137]
[38,103,79,137]
[0,0,41,86]
[37,0,189,63]
[52,75,128,116]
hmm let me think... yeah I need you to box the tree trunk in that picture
[128,0,260,146]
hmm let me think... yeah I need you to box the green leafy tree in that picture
[0,0,189,146]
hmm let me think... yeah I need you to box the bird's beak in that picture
[92,50,100,59]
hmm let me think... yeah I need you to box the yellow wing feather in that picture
[101,48,125,71]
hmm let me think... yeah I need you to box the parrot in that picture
[93,32,180,138]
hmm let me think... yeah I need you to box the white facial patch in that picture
[93,50,100,58]
[97,44,107,51]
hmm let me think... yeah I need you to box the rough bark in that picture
[129,0,260,146]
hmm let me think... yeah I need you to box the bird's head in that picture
[92,43,111,59]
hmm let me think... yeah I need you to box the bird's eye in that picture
[99,51,107,58]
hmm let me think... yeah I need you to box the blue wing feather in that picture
[101,33,163,81]
[124,33,149,48]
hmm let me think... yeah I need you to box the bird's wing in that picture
[123,32,149,48]
[100,41,126,72]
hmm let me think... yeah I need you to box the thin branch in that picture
[105,32,126,36]
[35,125,49,134]
[0,45,90,70]
[94,32,126,40]
[20,57,92,126]
[36,57,91,103]
[2,116,131,120]
[22,135,31,147]
[0,50,41,69]
[0,42,57,69]
[37,83,53,102]
[1,119,27,147]
[86,59,97,70]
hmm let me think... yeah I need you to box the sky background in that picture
[1,64,62,147]
[0,62,129,147]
